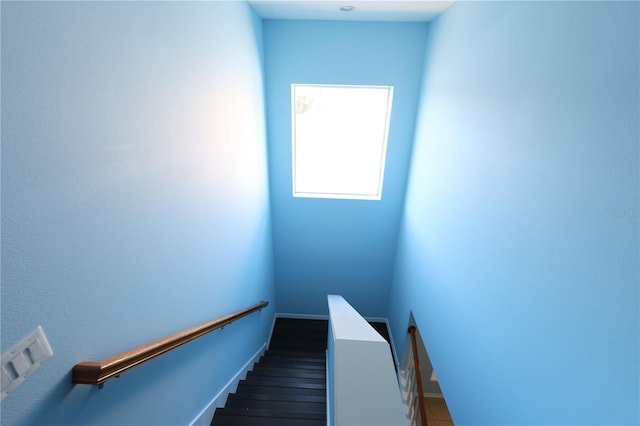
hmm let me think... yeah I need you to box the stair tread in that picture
[269,340,326,345]
[224,398,325,414]
[241,375,325,388]
[227,392,325,403]
[270,332,327,340]
[244,371,325,382]
[215,407,325,419]
[267,346,326,353]
[260,355,325,363]
[249,366,325,379]
[212,413,325,426]
[236,383,326,397]
[257,359,326,370]
[263,350,326,359]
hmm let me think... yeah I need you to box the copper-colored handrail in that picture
[408,325,428,426]
[72,301,269,387]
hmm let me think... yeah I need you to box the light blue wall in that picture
[389,1,639,425]
[264,21,429,317]
[1,2,275,425]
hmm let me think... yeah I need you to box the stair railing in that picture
[72,301,268,387]
[406,326,428,426]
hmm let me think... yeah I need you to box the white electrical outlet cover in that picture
[1,326,53,401]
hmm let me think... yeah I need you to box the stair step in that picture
[262,350,326,360]
[227,392,325,404]
[224,398,326,414]
[267,346,325,352]
[211,412,325,426]
[242,375,325,389]
[250,366,325,379]
[260,356,325,365]
[270,335,326,341]
[267,345,326,353]
[235,383,326,397]
[259,353,327,367]
[214,407,324,420]
[257,358,326,370]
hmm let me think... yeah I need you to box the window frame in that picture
[291,83,394,201]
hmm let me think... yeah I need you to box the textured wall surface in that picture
[1,2,275,424]
[389,1,639,424]
[264,20,429,317]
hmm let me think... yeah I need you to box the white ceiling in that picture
[248,1,454,22]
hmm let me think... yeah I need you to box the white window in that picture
[291,84,394,200]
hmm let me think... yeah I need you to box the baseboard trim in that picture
[266,314,277,350]
[379,318,400,372]
[190,342,266,426]
[363,316,388,323]
[276,312,329,320]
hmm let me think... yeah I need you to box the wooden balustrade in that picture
[408,325,429,426]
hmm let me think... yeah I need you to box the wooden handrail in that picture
[408,325,428,426]
[72,301,269,386]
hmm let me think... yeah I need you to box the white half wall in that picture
[327,295,407,426]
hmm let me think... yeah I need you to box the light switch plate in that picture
[1,326,53,401]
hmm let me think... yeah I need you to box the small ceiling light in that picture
[340,5,356,12]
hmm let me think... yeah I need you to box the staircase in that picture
[211,318,328,426]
